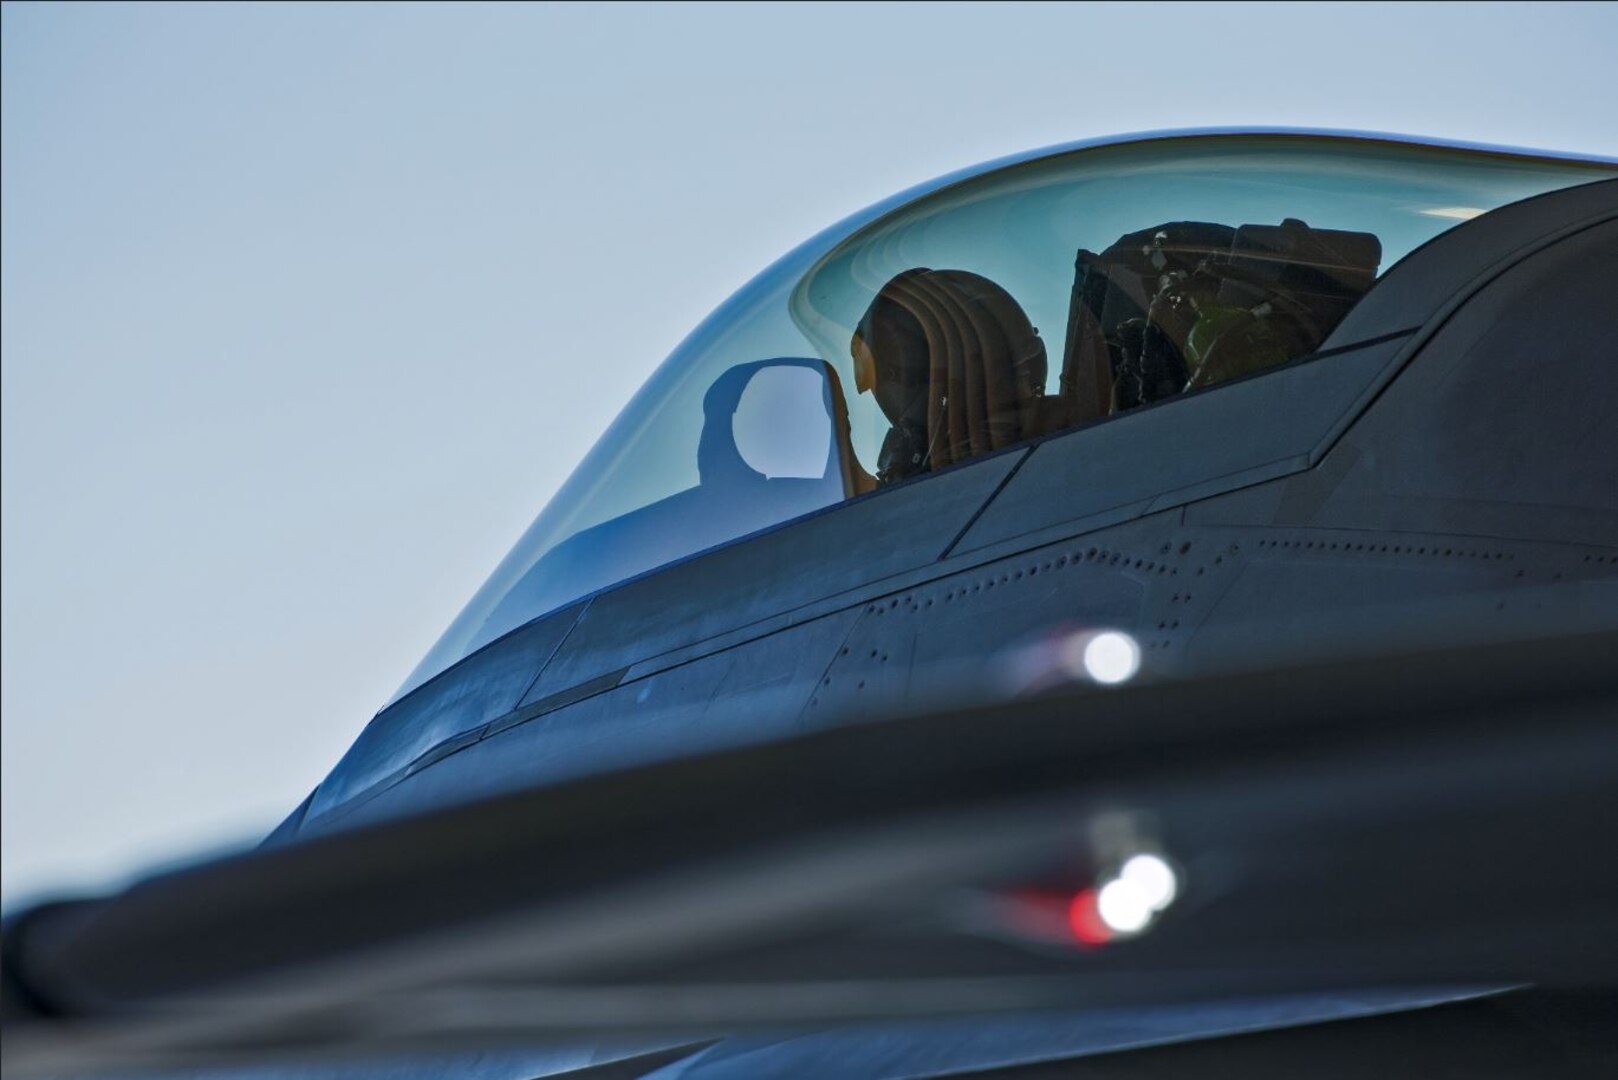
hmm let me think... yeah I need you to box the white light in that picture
[1120,853,1179,912]
[1096,877,1154,934]
[1419,206,1486,220]
[1081,631,1141,685]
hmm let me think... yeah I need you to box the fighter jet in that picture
[6,129,1618,1079]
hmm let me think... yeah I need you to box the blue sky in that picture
[4,1,1616,904]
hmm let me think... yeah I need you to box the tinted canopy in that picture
[395,131,1614,701]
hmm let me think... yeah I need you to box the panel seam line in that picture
[937,448,1034,561]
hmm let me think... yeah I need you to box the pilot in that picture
[851,271,932,485]
[852,268,1047,485]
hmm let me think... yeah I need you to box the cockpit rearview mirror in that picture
[733,365,834,480]
[698,358,851,494]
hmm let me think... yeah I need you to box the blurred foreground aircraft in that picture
[6,130,1618,1079]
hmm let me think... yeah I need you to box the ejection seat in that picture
[1056,218,1382,426]
[854,268,1049,485]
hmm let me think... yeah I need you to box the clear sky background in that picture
[4,1,1616,905]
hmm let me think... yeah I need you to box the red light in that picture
[1067,887,1114,946]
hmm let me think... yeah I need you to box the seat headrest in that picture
[856,268,1047,469]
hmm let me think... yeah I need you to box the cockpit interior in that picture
[850,216,1381,487]
[394,133,1615,700]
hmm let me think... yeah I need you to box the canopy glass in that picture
[394,132,1614,702]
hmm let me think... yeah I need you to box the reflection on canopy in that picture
[393,132,1615,703]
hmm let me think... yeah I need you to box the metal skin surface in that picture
[314,127,1618,822]
[6,135,1618,1079]
[300,174,1618,839]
